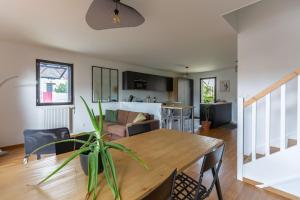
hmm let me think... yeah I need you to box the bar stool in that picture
[170,109,192,132]
[161,108,170,129]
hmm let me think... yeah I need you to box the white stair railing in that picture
[265,93,271,156]
[297,75,300,144]
[280,85,286,150]
[251,102,257,161]
[238,67,300,180]
[237,97,244,181]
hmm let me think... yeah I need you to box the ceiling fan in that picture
[86,0,145,30]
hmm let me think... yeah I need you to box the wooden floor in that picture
[0,127,289,200]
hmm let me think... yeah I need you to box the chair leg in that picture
[212,168,223,200]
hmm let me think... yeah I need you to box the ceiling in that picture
[0,0,260,73]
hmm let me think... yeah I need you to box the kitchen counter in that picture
[200,102,232,128]
[161,105,194,110]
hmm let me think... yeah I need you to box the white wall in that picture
[190,67,237,123]
[237,0,300,152]
[0,41,177,147]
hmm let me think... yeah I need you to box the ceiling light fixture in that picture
[86,0,145,30]
[184,66,190,78]
[113,0,121,24]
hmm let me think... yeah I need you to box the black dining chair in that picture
[55,140,74,155]
[142,169,177,200]
[173,144,225,200]
[23,127,71,159]
[73,134,91,150]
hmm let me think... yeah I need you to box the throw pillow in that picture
[105,110,118,122]
[133,113,147,123]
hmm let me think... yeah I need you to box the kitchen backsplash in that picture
[121,90,171,102]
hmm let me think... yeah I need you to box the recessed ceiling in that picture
[0,0,260,73]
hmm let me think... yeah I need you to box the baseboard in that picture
[265,187,300,200]
[1,143,24,150]
[243,178,300,200]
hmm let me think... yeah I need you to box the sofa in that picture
[101,110,160,139]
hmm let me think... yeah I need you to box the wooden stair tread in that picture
[288,139,297,148]
[244,146,281,163]
[244,153,265,163]
[270,146,280,154]
[243,143,297,164]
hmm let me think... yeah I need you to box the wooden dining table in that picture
[0,129,223,200]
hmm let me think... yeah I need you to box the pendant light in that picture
[113,1,121,24]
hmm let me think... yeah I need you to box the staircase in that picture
[238,67,300,199]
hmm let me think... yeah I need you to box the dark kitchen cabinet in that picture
[200,103,232,128]
[122,71,173,92]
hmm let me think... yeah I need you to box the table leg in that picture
[192,107,194,134]
[181,109,183,131]
[168,109,171,129]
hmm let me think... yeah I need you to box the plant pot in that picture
[201,121,212,131]
[79,152,104,176]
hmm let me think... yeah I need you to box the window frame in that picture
[92,66,119,103]
[36,59,74,106]
[200,77,217,103]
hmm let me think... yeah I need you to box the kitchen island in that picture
[200,102,232,128]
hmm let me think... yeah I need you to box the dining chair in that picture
[73,134,90,150]
[55,140,74,155]
[23,127,71,160]
[173,144,225,200]
[142,169,177,200]
[161,108,170,129]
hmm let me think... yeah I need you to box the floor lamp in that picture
[0,75,19,156]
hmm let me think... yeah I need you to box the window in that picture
[92,66,119,103]
[200,77,216,103]
[36,59,74,106]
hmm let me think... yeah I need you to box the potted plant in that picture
[201,105,212,131]
[24,97,147,200]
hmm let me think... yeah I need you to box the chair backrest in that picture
[127,123,151,136]
[142,169,177,200]
[161,108,169,119]
[171,109,191,118]
[23,127,70,156]
[73,134,90,150]
[55,141,74,155]
[196,144,225,199]
[201,144,225,173]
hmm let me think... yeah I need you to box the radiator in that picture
[43,106,74,132]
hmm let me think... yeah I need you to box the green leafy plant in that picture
[25,97,148,200]
[202,81,215,103]
[54,83,67,93]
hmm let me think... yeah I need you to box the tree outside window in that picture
[200,77,216,103]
